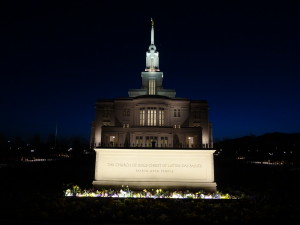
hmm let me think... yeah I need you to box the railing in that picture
[95,143,212,149]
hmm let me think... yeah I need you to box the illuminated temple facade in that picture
[91,21,213,149]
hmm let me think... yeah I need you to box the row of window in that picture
[105,108,181,119]
[136,136,168,147]
[140,107,165,126]
[139,108,182,126]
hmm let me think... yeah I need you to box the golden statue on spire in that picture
[151,18,154,27]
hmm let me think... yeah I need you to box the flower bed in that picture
[64,185,237,199]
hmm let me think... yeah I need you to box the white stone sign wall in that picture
[93,148,217,191]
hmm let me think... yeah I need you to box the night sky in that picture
[1,0,300,141]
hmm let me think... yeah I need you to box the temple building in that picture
[91,20,213,149]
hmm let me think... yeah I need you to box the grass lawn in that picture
[0,155,299,224]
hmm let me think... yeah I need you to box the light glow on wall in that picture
[93,148,217,191]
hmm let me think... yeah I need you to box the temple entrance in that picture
[146,136,157,147]
[173,134,180,148]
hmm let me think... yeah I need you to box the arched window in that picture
[147,107,157,126]
[159,108,164,126]
[139,108,145,126]
[148,80,156,95]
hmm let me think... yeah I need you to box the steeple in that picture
[146,18,159,72]
[128,19,176,98]
[151,18,154,44]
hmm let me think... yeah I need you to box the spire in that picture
[145,18,159,72]
[151,18,154,44]
[128,19,176,98]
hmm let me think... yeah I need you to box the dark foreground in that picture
[0,155,300,224]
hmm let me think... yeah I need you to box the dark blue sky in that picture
[1,0,300,141]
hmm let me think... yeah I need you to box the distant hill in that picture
[215,132,300,147]
[214,132,300,164]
